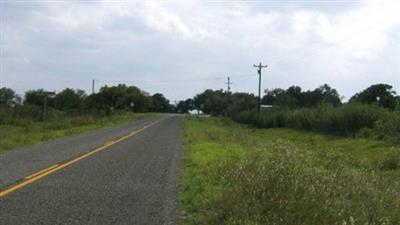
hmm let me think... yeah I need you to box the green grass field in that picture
[0,112,152,152]
[180,117,400,225]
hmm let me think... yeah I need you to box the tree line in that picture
[0,83,399,117]
[0,84,173,114]
[187,83,399,116]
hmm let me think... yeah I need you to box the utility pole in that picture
[42,91,56,121]
[92,79,95,94]
[226,76,232,93]
[253,62,268,112]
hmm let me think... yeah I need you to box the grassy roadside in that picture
[180,117,400,225]
[0,112,153,153]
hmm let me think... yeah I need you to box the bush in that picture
[331,103,385,135]
[286,108,315,130]
[379,153,400,170]
[0,105,41,125]
[373,112,400,143]
[233,103,397,141]
[234,108,289,128]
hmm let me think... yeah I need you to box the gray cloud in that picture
[2,0,399,101]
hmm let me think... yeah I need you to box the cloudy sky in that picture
[1,0,399,102]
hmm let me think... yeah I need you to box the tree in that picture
[193,89,257,116]
[84,84,157,113]
[194,89,228,115]
[226,92,257,116]
[262,88,287,105]
[150,93,172,112]
[0,87,16,106]
[176,98,194,113]
[262,84,341,108]
[24,89,52,107]
[53,88,86,111]
[350,84,397,109]
[125,86,151,112]
[308,84,341,107]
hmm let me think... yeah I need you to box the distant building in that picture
[189,109,204,115]
[260,104,274,109]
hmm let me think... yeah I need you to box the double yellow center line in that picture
[0,119,162,198]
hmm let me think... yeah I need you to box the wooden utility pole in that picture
[226,77,232,93]
[42,91,56,121]
[92,79,95,94]
[253,62,268,112]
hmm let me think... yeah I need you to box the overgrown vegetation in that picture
[191,83,399,143]
[233,104,400,143]
[0,109,151,152]
[0,84,170,152]
[181,117,400,225]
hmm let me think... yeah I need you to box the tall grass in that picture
[0,105,151,152]
[233,103,399,143]
[181,117,400,225]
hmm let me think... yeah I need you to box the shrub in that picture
[373,112,400,143]
[233,103,396,141]
[379,153,400,170]
[286,108,315,130]
[331,103,385,135]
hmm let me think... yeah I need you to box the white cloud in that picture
[2,0,399,101]
[139,1,192,38]
[316,0,400,59]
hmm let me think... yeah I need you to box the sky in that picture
[1,0,399,102]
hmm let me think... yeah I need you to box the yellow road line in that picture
[0,119,163,198]
[104,140,116,146]
[25,164,60,180]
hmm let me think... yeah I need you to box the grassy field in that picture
[0,112,152,152]
[180,117,400,225]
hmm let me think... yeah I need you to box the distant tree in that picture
[176,98,194,113]
[53,88,86,111]
[0,87,16,106]
[263,86,302,108]
[193,89,257,116]
[311,84,342,107]
[87,84,145,111]
[97,84,128,109]
[263,88,288,105]
[286,86,302,103]
[125,86,151,112]
[226,92,257,115]
[194,89,228,115]
[24,89,52,107]
[350,84,397,109]
[150,93,172,112]
[262,84,341,108]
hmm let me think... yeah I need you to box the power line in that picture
[95,74,254,84]
[7,74,254,85]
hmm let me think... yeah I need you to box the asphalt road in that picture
[0,115,182,225]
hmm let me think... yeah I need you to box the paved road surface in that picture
[0,115,181,225]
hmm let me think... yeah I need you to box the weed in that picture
[0,112,152,152]
[181,117,400,225]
